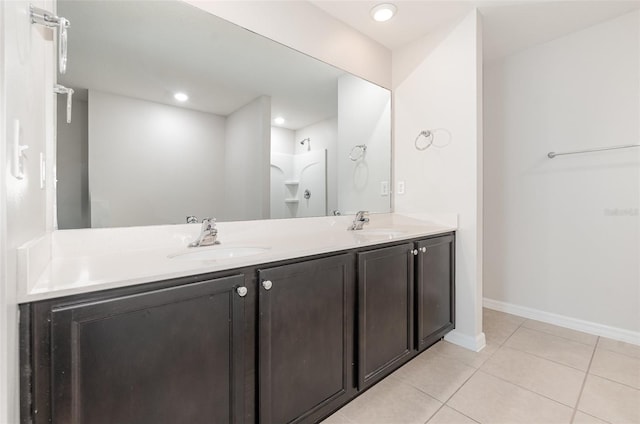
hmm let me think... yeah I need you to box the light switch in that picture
[398,181,405,195]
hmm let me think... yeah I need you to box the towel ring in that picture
[349,144,367,161]
[414,130,434,151]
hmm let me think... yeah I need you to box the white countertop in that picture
[18,213,456,303]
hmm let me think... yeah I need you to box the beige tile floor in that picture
[322,308,640,424]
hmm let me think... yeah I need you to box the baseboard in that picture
[445,329,487,352]
[484,298,640,346]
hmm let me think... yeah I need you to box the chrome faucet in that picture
[348,211,370,231]
[189,217,220,247]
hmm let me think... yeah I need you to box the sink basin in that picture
[355,228,407,238]
[170,246,269,261]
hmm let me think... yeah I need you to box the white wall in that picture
[0,1,6,419]
[88,90,226,227]
[271,126,295,155]
[223,96,271,221]
[0,3,482,422]
[0,4,7,423]
[57,96,89,229]
[295,118,338,214]
[270,153,293,219]
[394,10,485,351]
[338,74,392,216]
[185,0,391,89]
[271,150,327,219]
[1,1,55,422]
[270,127,295,219]
[293,150,327,218]
[484,10,640,340]
[272,120,336,218]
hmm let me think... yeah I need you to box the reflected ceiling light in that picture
[371,3,397,22]
[174,92,188,102]
[274,116,285,125]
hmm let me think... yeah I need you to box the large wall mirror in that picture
[56,0,391,229]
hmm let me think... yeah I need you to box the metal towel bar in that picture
[547,144,640,158]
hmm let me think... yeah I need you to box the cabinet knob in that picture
[421,247,427,253]
[411,249,418,256]
[262,280,273,290]
[236,286,248,297]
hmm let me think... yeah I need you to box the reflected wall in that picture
[55,0,391,229]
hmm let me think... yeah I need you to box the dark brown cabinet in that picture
[357,243,414,389]
[46,274,247,424]
[21,232,455,424]
[258,254,355,424]
[356,234,455,389]
[416,234,456,351]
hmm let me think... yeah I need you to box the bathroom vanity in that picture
[18,214,455,424]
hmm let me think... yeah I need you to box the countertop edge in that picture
[19,214,456,303]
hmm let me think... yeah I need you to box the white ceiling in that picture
[58,0,345,130]
[58,0,640,129]
[310,0,640,60]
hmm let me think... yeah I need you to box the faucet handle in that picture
[186,215,198,224]
[202,217,216,230]
[356,210,369,221]
[347,211,370,231]
[189,217,219,247]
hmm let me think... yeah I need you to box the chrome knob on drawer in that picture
[421,247,427,253]
[411,249,418,256]
[237,286,248,297]
[262,280,273,290]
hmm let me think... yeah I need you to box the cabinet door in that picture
[258,254,354,424]
[416,234,455,351]
[51,275,246,424]
[357,243,414,389]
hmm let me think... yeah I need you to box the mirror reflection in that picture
[56,0,391,229]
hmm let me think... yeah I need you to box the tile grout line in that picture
[329,311,636,424]
[469,318,589,411]
[493,315,528,348]
[594,344,640,360]
[500,343,590,373]
[588,373,640,392]
[502,326,595,373]
[333,309,510,424]
[421,317,530,424]
[438,405,482,424]
[479,366,583,410]
[419,369,480,424]
[584,331,640,391]
[424,311,587,424]
[522,317,640,357]
[380,351,461,424]
[518,325,596,349]
[569,336,600,424]
[394,348,466,424]
[520,323,598,347]
[574,410,614,424]
[416,335,500,424]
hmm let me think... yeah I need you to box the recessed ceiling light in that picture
[274,116,285,125]
[371,3,396,22]
[174,92,188,102]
